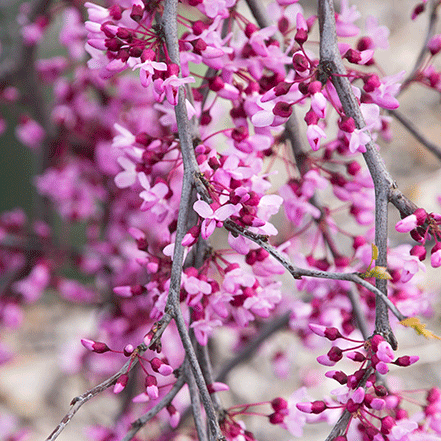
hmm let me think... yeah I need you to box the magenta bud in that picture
[293,53,309,72]
[338,117,356,133]
[295,28,308,45]
[427,387,441,403]
[346,351,366,362]
[271,397,288,412]
[151,357,173,376]
[114,374,129,394]
[123,344,134,356]
[414,208,428,225]
[269,412,285,424]
[346,399,360,413]
[167,404,180,428]
[207,382,229,393]
[325,370,347,384]
[81,339,110,353]
[393,355,419,367]
[381,416,395,434]
[296,401,327,414]
[410,244,426,261]
[273,101,292,118]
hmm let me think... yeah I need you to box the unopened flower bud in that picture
[114,374,129,394]
[81,338,110,353]
[325,370,347,384]
[427,387,441,403]
[410,244,426,261]
[393,355,419,367]
[151,357,173,376]
[207,382,229,393]
[296,400,327,414]
[271,397,288,411]
[167,404,180,428]
[123,344,134,356]
[269,412,285,424]
[381,416,395,434]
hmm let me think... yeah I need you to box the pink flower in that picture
[114,156,137,188]
[193,200,240,239]
[12,262,50,302]
[283,388,308,436]
[395,214,418,233]
[15,117,45,149]
[138,173,170,221]
[133,58,167,88]
[112,124,136,149]
[370,71,405,110]
[364,15,390,50]
[190,317,222,346]
[155,75,195,106]
[306,124,327,151]
[431,247,441,268]
[377,341,394,363]
[335,0,361,37]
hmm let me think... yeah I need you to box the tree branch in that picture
[400,0,440,92]
[224,220,405,322]
[185,359,209,441]
[158,2,224,440]
[215,311,291,384]
[317,0,416,348]
[389,109,441,162]
[45,344,147,441]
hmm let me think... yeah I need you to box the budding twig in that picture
[317,0,405,348]
[223,220,405,322]
[45,344,147,441]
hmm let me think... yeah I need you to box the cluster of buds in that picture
[395,208,441,267]
[294,325,420,439]
[81,338,174,398]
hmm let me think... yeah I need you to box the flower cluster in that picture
[395,208,441,268]
[296,325,422,440]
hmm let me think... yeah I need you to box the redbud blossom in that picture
[207,382,229,393]
[113,374,128,394]
[81,338,110,353]
[325,370,348,384]
[317,346,343,366]
[167,404,180,428]
[150,357,173,376]
[410,244,426,261]
[123,344,134,356]
[431,243,441,268]
[296,400,327,414]
[269,412,285,424]
[393,355,419,367]
[309,323,342,340]
[428,34,441,55]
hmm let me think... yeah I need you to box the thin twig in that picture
[185,359,209,441]
[389,109,441,162]
[245,0,373,340]
[215,311,291,383]
[324,367,375,441]
[400,0,440,93]
[45,344,147,441]
[317,0,409,348]
[223,220,405,322]
[160,2,224,440]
